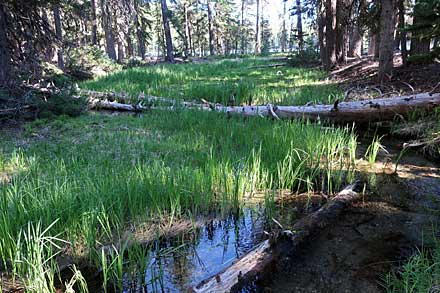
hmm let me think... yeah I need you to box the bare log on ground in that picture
[81,89,440,124]
[87,97,146,112]
[193,184,361,293]
[249,63,287,69]
[219,93,440,123]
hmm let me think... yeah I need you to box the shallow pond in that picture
[121,206,269,292]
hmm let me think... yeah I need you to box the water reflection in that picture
[123,206,266,292]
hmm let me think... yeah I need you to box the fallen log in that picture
[80,89,440,124]
[0,105,34,118]
[249,63,287,69]
[220,92,440,123]
[193,184,361,292]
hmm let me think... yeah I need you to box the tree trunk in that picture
[134,0,146,60]
[318,0,326,66]
[281,0,286,52]
[207,1,215,56]
[160,0,174,62]
[349,25,362,57]
[348,0,365,58]
[183,3,190,58]
[336,0,353,63]
[100,0,117,60]
[53,5,65,70]
[41,9,55,61]
[397,0,407,66]
[117,37,124,63]
[321,0,337,69]
[241,0,246,54]
[296,0,303,53]
[378,0,396,81]
[91,0,98,45]
[255,0,260,54]
[410,0,431,57]
[0,3,11,87]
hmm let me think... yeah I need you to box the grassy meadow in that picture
[0,58,358,291]
[82,57,342,106]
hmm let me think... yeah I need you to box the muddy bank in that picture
[253,143,440,293]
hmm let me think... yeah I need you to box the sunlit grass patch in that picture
[81,58,342,105]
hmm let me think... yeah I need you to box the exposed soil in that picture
[263,141,440,293]
[331,55,440,95]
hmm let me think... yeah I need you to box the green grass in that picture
[81,58,342,106]
[382,243,440,292]
[0,111,357,291]
[1,58,354,291]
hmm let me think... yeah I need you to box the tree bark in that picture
[53,5,65,70]
[183,3,190,58]
[296,0,303,53]
[378,0,397,81]
[348,0,365,57]
[207,1,215,56]
[160,0,174,62]
[100,0,117,60]
[117,37,124,63]
[241,0,246,54]
[134,0,146,60]
[322,0,337,69]
[281,0,287,53]
[255,0,260,54]
[397,0,407,66]
[410,0,431,57]
[0,3,11,87]
[126,30,134,58]
[91,0,98,45]
[317,0,326,66]
[349,25,362,57]
[335,0,352,63]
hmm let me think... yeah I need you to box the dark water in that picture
[122,206,267,292]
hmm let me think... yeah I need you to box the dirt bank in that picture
[262,142,440,293]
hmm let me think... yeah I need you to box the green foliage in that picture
[287,48,320,67]
[407,47,440,64]
[65,46,121,78]
[382,243,440,292]
[406,0,440,42]
[36,92,86,119]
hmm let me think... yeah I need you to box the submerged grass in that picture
[81,58,342,106]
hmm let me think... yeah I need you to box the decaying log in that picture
[193,184,361,292]
[81,89,440,124]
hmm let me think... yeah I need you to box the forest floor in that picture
[1,56,439,292]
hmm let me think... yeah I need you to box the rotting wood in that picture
[80,89,440,123]
[193,184,361,293]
